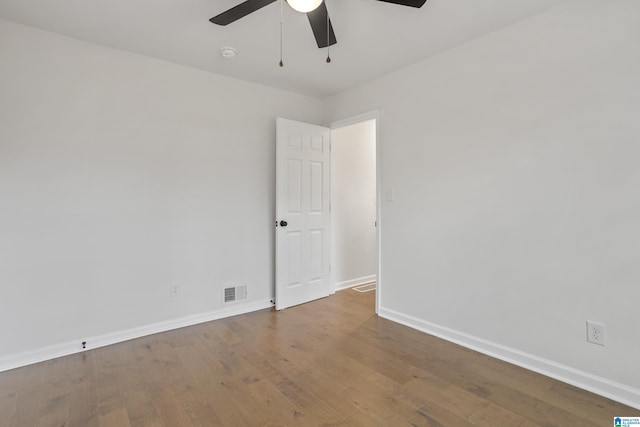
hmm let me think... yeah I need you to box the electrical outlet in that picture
[586,321,605,346]
[170,281,181,297]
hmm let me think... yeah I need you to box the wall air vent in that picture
[224,285,247,303]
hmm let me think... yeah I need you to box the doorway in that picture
[330,111,380,313]
[274,113,380,312]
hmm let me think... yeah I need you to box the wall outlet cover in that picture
[586,321,605,346]
[170,282,181,297]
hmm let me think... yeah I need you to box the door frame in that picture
[329,110,381,315]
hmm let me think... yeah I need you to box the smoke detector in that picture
[220,47,237,59]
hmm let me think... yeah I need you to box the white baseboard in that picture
[378,306,640,410]
[0,299,273,373]
[335,275,376,291]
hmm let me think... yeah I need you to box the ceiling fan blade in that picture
[210,0,278,25]
[307,2,337,49]
[375,0,426,7]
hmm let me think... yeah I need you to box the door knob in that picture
[279,220,288,227]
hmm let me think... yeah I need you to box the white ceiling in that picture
[0,0,567,98]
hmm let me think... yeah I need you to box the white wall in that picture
[331,120,377,290]
[323,0,640,408]
[0,19,322,368]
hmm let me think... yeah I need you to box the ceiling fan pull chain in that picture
[326,6,331,63]
[279,0,284,67]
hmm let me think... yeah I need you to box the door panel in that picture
[309,161,324,213]
[285,231,302,288]
[309,229,325,284]
[287,159,302,213]
[276,118,331,310]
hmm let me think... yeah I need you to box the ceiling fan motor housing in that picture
[286,0,324,13]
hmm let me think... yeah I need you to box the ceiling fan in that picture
[210,0,427,49]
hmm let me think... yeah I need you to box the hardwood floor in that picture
[0,290,634,426]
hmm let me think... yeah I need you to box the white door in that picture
[276,118,332,310]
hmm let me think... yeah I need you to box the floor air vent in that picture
[353,282,376,293]
[224,285,247,303]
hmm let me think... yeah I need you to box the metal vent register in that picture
[224,285,247,303]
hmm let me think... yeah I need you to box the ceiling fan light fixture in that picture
[286,0,323,13]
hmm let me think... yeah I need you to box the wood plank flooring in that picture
[0,290,634,426]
